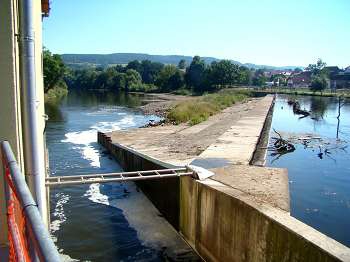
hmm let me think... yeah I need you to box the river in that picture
[267,94,350,247]
[45,91,199,261]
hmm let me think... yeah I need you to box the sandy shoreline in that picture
[138,93,190,118]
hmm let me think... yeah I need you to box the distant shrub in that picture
[167,90,251,125]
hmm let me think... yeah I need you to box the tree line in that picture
[44,49,271,94]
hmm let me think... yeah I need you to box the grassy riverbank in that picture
[167,90,251,125]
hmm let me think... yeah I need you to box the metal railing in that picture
[1,141,60,262]
[46,168,195,187]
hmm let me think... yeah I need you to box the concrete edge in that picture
[200,178,350,261]
[99,132,179,170]
[250,95,275,166]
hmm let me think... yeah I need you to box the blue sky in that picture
[43,0,350,68]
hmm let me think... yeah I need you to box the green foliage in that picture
[60,56,282,94]
[125,69,142,90]
[140,60,164,84]
[310,75,328,92]
[185,56,206,92]
[45,82,68,102]
[178,59,186,69]
[167,90,251,125]
[205,60,241,89]
[43,48,67,92]
[306,59,327,75]
[156,65,184,91]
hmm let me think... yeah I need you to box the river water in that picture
[45,91,199,261]
[267,94,350,247]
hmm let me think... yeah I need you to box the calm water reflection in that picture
[45,91,198,261]
[267,94,350,247]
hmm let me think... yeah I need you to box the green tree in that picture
[205,60,240,89]
[125,69,142,90]
[178,59,186,69]
[252,69,267,86]
[156,65,178,91]
[43,48,67,92]
[185,56,206,92]
[306,59,326,75]
[168,71,184,90]
[310,75,327,93]
[112,72,126,90]
[237,66,251,85]
[126,60,142,73]
[140,60,164,84]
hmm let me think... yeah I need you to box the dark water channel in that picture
[45,91,198,261]
[267,94,350,247]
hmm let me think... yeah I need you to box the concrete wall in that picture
[98,132,181,230]
[0,0,22,245]
[99,131,350,262]
[180,177,350,262]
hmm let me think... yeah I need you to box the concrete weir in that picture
[98,96,350,261]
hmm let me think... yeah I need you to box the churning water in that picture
[45,91,199,261]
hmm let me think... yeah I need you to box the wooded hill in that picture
[61,53,299,70]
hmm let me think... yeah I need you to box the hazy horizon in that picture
[43,0,350,68]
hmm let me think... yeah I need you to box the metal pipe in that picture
[46,167,188,180]
[1,141,60,262]
[18,0,46,218]
[46,172,194,187]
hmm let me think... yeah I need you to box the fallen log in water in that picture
[272,129,296,153]
[292,101,310,116]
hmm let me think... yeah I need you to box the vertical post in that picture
[18,0,47,220]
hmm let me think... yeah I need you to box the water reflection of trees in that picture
[309,97,328,120]
[65,90,144,108]
[45,101,64,122]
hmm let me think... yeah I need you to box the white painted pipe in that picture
[18,0,46,219]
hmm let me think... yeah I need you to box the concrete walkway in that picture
[108,96,272,166]
[105,95,290,211]
[191,95,273,168]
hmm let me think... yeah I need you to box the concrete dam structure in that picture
[98,96,350,261]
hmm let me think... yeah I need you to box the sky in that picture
[43,0,350,68]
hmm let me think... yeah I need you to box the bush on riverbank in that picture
[167,90,251,125]
[44,82,68,103]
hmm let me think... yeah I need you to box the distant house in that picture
[324,66,340,78]
[265,81,275,87]
[330,73,350,89]
[281,71,292,76]
[288,71,312,87]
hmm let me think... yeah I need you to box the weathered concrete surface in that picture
[108,97,267,166]
[106,96,289,212]
[210,165,289,212]
[192,95,274,168]
[180,177,350,262]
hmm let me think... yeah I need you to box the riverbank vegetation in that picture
[44,48,350,100]
[63,55,257,94]
[43,48,68,101]
[167,90,251,125]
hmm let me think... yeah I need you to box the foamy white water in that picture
[50,192,70,240]
[84,183,109,206]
